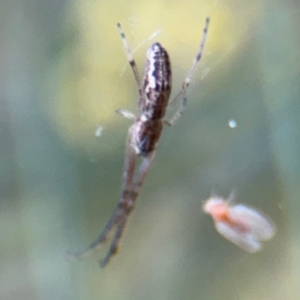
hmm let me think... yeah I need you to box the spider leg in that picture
[115,109,136,121]
[164,18,210,126]
[117,23,142,97]
[180,18,210,95]
[133,151,156,193]
[67,127,137,259]
[67,212,118,259]
[99,151,156,267]
[163,96,187,126]
[100,217,128,268]
[117,23,146,114]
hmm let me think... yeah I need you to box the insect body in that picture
[203,195,276,252]
[69,19,210,267]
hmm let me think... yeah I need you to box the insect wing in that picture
[215,220,262,253]
[229,204,276,241]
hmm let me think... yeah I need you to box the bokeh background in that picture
[1,0,300,299]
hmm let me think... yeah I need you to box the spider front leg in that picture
[67,127,137,260]
[100,218,128,268]
[133,150,156,193]
[99,150,156,267]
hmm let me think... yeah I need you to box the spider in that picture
[69,18,210,267]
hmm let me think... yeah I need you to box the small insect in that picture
[203,194,276,252]
[69,19,210,267]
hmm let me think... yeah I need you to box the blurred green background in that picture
[1,0,300,299]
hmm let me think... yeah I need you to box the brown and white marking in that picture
[69,19,210,267]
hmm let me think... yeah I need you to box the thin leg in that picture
[67,213,117,259]
[227,190,237,203]
[164,96,187,126]
[67,128,137,259]
[181,18,210,94]
[98,151,156,267]
[117,23,142,97]
[165,18,210,126]
[100,217,128,268]
[112,152,156,219]
[120,126,136,192]
[115,109,136,121]
[133,151,156,193]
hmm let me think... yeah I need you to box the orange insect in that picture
[203,194,276,252]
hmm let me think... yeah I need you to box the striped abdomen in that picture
[141,43,172,120]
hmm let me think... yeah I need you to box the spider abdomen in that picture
[142,43,172,120]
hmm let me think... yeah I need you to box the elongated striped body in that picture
[69,20,210,268]
[142,43,172,120]
[132,43,172,156]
